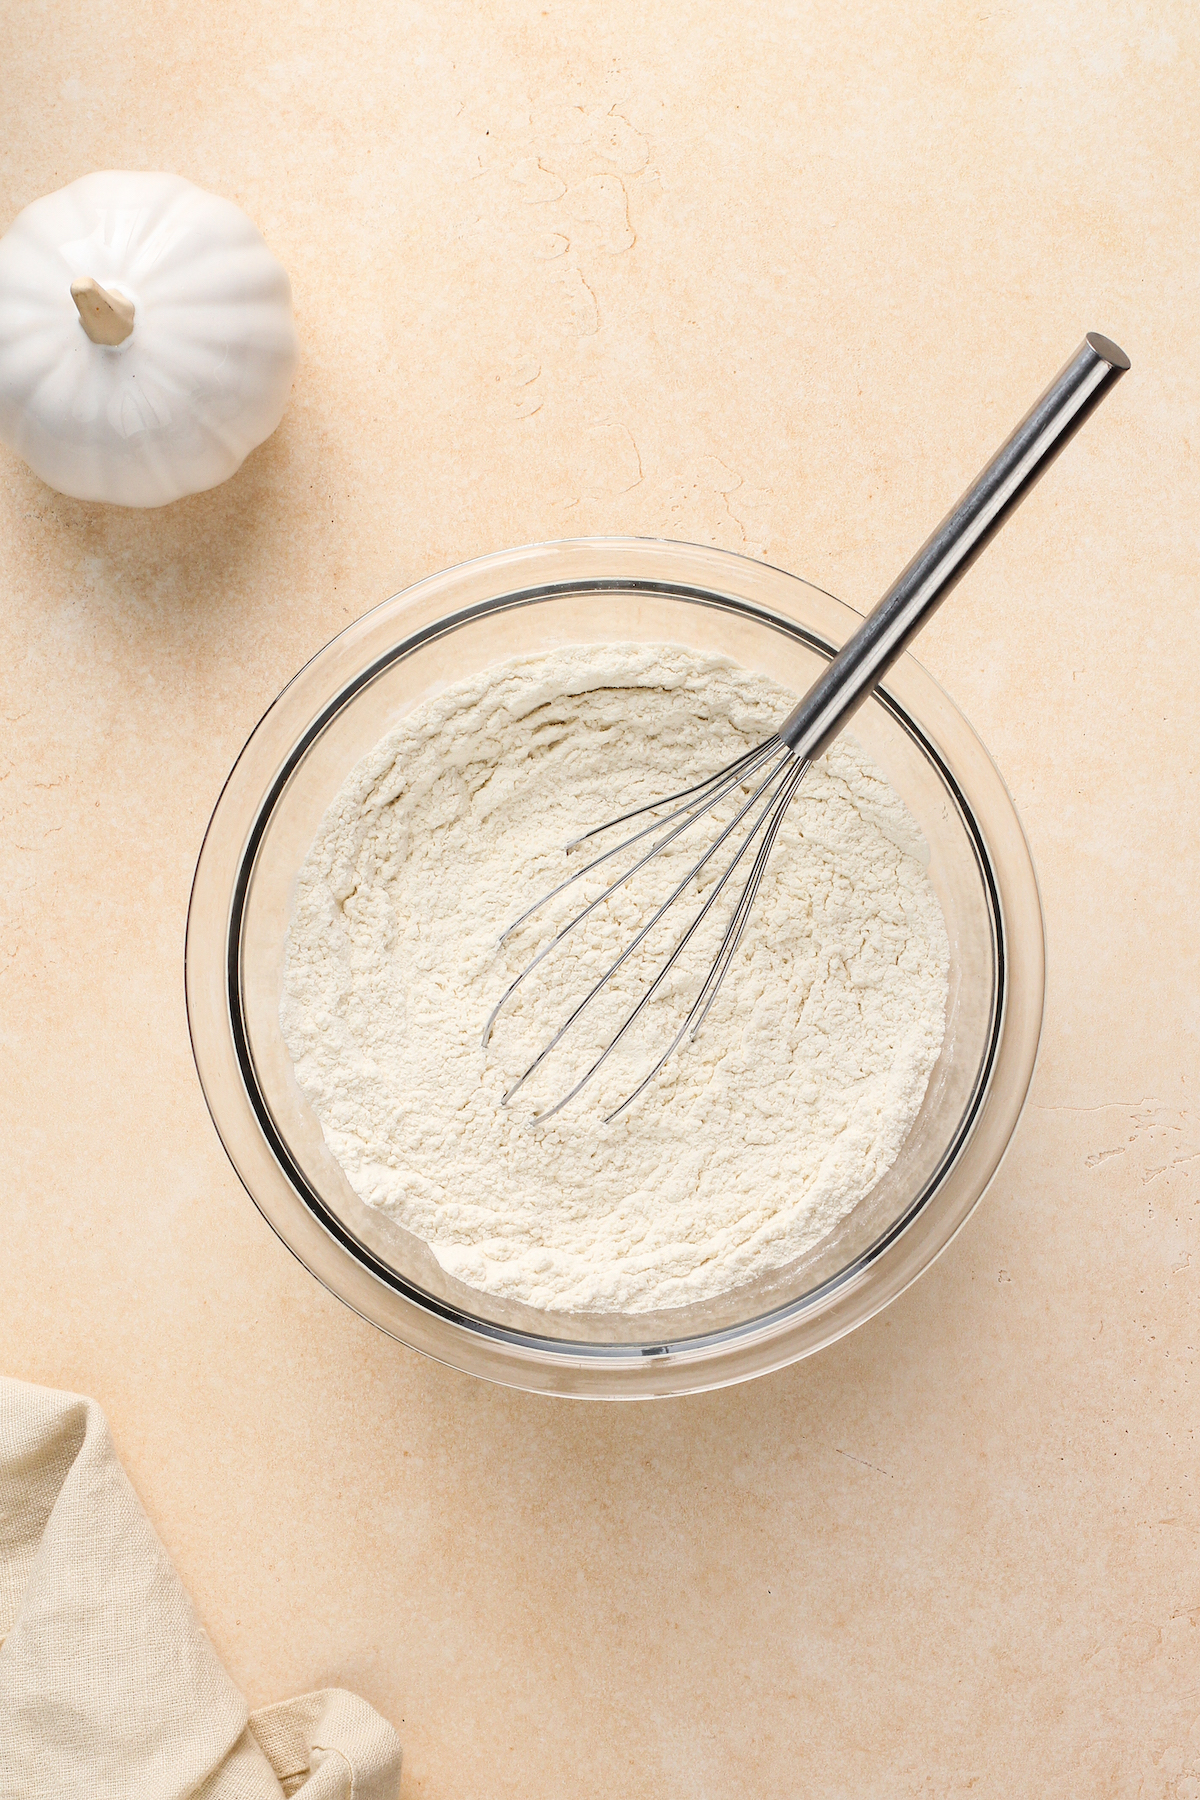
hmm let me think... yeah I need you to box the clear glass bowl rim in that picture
[185,537,1045,1399]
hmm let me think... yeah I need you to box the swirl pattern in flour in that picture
[281,644,949,1314]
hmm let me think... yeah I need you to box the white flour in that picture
[281,644,949,1314]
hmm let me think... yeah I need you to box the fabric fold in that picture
[0,1378,401,1800]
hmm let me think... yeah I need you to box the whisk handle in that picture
[779,331,1130,761]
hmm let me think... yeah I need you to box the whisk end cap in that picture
[1085,331,1130,372]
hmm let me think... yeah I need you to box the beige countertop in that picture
[2,2,1196,1793]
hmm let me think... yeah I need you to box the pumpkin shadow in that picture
[24,417,310,646]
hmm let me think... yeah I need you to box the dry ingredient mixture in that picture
[281,644,950,1314]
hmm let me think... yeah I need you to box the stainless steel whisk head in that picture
[483,332,1130,1122]
[482,734,810,1124]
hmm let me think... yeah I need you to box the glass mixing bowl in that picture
[185,538,1044,1398]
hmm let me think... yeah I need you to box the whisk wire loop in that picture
[561,738,776,853]
[482,736,786,1051]
[603,756,811,1123]
[519,749,807,1123]
[495,734,783,950]
[500,745,799,1111]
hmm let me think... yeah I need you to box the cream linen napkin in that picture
[0,1378,402,1800]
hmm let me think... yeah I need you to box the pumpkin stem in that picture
[71,277,135,346]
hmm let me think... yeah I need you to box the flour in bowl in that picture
[281,644,949,1314]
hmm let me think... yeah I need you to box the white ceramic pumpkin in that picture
[0,171,299,506]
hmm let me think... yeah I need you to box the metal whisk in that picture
[484,332,1129,1122]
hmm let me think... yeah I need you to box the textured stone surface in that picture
[1,2,1196,1794]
